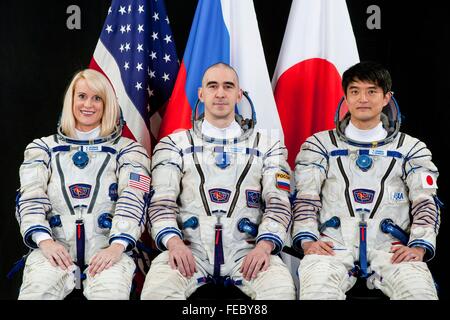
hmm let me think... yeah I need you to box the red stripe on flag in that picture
[274,58,343,168]
[89,58,138,143]
[158,62,193,139]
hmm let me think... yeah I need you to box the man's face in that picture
[198,65,242,123]
[345,80,391,126]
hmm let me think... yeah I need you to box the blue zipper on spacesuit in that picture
[213,223,224,280]
[75,219,86,287]
[358,220,369,278]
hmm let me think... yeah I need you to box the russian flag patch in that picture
[276,172,290,192]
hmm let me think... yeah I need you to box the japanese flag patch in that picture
[421,172,437,189]
[276,172,290,192]
[128,173,151,193]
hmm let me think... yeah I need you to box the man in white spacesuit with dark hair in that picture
[292,61,441,300]
[15,69,151,299]
[141,62,296,300]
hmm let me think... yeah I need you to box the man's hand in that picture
[167,237,197,278]
[39,239,73,270]
[88,243,125,276]
[302,240,335,256]
[240,240,273,281]
[390,245,425,264]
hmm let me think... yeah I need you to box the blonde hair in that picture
[60,69,119,138]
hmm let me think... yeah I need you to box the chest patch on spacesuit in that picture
[69,184,92,199]
[245,190,261,208]
[352,189,375,204]
[109,183,118,201]
[209,188,231,203]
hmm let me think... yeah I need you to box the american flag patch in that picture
[128,172,150,193]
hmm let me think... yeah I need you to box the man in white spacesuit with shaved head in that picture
[16,69,150,299]
[141,62,296,300]
[292,61,441,300]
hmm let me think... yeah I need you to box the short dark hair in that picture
[342,61,392,95]
[201,62,239,86]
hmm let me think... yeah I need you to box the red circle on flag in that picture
[426,175,434,185]
[273,58,343,168]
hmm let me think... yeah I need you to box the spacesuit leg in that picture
[140,251,207,300]
[18,250,75,300]
[369,250,438,300]
[83,253,135,300]
[232,255,296,300]
[298,254,356,300]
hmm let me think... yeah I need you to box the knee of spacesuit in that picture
[239,256,296,300]
[298,254,354,300]
[83,254,135,300]
[141,251,194,300]
[18,250,75,300]
[379,262,438,300]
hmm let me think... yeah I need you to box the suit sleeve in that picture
[109,141,151,251]
[256,136,293,255]
[16,138,53,249]
[292,135,328,249]
[147,136,184,251]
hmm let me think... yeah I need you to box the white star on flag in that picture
[124,61,130,70]
[138,5,144,13]
[150,51,157,59]
[153,12,159,21]
[136,63,143,71]
[138,24,144,33]
[163,54,171,63]
[106,25,113,33]
[135,82,143,90]
[162,73,170,81]
[137,44,144,52]
[119,6,126,15]
[163,35,172,43]
[151,32,158,40]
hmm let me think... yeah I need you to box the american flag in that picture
[90,0,179,155]
[128,172,151,193]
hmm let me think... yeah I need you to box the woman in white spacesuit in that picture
[15,69,151,299]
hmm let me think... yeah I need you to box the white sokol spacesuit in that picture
[141,99,296,300]
[15,124,150,300]
[292,98,441,300]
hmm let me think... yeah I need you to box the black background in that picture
[1,0,449,300]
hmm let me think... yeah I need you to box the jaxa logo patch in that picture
[69,184,92,199]
[352,189,375,204]
[209,188,231,203]
[391,191,406,202]
[246,190,261,208]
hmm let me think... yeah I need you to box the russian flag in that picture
[272,0,359,168]
[158,0,282,140]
